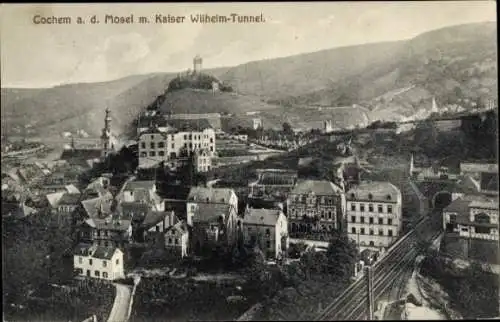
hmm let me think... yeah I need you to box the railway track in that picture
[315,215,441,321]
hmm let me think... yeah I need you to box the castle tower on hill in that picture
[101,107,114,158]
[193,55,203,74]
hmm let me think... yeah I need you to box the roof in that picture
[46,191,65,208]
[346,181,401,202]
[84,217,132,231]
[167,118,213,132]
[58,193,81,205]
[165,220,189,235]
[193,203,231,223]
[123,180,156,192]
[455,175,481,194]
[65,184,81,194]
[81,196,114,218]
[119,202,151,220]
[141,210,174,229]
[73,243,120,259]
[460,162,498,174]
[443,198,472,213]
[244,208,282,227]
[258,173,297,186]
[469,200,499,210]
[290,180,343,196]
[188,187,234,203]
[480,172,499,192]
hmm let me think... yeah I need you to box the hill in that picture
[1,22,496,137]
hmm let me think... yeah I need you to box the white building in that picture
[346,181,403,252]
[73,243,125,281]
[137,119,216,169]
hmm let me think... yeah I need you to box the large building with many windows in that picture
[137,116,216,169]
[346,181,402,252]
[286,180,346,240]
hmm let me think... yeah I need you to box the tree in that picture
[324,232,359,280]
[282,122,293,136]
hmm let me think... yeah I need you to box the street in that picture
[107,283,133,322]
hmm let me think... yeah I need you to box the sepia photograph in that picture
[1,2,498,321]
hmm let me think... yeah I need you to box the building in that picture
[56,192,81,215]
[191,203,237,253]
[168,113,222,130]
[193,149,212,173]
[137,119,216,169]
[346,181,403,252]
[323,120,333,134]
[79,215,133,248]
[193,55,203,74]
[164,221,190,258]
[286,180,346,240]
[410,154,459,182]
[243,208,289,259]
[253,118,263,130]
[141,210,177,244]
[186,187,238,225]
[101,107,116,158]
[73,243,125,280]
[248,169,298,202]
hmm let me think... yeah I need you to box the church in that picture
[59,108,118,168]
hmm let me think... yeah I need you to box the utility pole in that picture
[364,265,374,320]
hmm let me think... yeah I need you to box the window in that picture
[351,204,356,211]
[150,142,155,149]
[388,229,393,237]
[116,259,119,265]
[360,228,365,235]
[368,204,374,212]
[102,261,107,268]
[95,271,100,277]
[156,226,160,232]
[189,134,192,140]
[378,218,383,225]
[141,142,146,149]
[386,195,392,201]
[388,218,393,225]
[387,206,393,214]
[158,151,165,157]
[369,241,375,246]
[79,257,82,264]
[158,142,165,148]
[360,216,365,223]
[140,152,147,157]
[149,151,156,157]
[378,205,383,213]
[210,146,214,152]
[184,135,187,140]
[103,272,108,279]
[368,193,373,200]
[89,259,93,266]
[169,238,172,244]
[369,229,374,235]
[350,193,355,199]
[328,211,332,219]
[266,228,270,235]
[171,143,175,149]
[266,240,271,249]
[351,227,356,234]
[210,138,214,143]
[369,217,374,224]
[175,239,179,245]
[449,214,457,224]
[378,229,383,236]
[351,216,356,223]
[360,204,365,212]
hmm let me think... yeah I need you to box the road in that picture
[107,283,133,322]
[315,212,442,321]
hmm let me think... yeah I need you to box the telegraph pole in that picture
[364,265,374,320]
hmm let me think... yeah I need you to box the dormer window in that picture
[368,193,373,200]
[386,195,392,201]
[350,193,355,199]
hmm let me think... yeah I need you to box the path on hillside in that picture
[107,283,133,322]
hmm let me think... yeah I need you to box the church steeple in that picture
[101,107,113,158]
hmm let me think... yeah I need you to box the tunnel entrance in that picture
[432,191,452,210]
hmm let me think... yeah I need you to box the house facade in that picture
[193,149,212,173]
[286,180,346,240]
[164,221,190,257]
[346,181,402,252]
[79,215,132,248]
[137,119,216,169]
[73,243,125,280]
[243,208,289,259]
[248,169,298,202]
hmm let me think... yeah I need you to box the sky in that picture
[0,2,496,88]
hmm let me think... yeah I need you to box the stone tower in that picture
[324,120,333,134]
[193,55,202,74]
[101,107,113,159]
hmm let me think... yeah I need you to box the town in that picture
[2,4,498,322]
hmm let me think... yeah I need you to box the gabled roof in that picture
[58,193,81,206]
[443,198,471,213]
[259,173,297,186]
[193,203,231,223]
[60,149,102,162]
[291,180,343,196]
[118,202,151,220]
[81,196,114,218]
[188,187,234,203]
[346,181,401,202]
[65,184,81,194]
[469,199,499,210]
[46,191,65,208]
[480,172,499,192]
[73,243,120,260]
[244,208,282,227]
[84,217,132,231]
[166,118,213,132]
[165,220,189,235]
[141,210,175,230]
[460,162,498,174]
